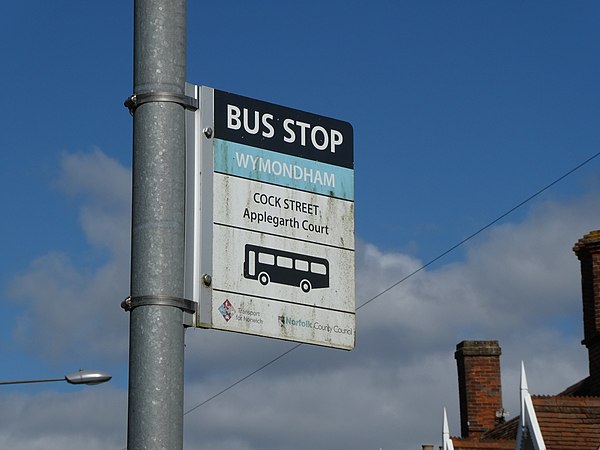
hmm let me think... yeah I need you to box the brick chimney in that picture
[454,340,503,438]
[573,230,600,395]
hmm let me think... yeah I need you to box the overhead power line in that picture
[184,343,302,416]
[183,149,600,417]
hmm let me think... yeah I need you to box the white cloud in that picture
[0,387,126,450]
[57,148,131,258]
[4,149,600,449]
[8,150,130,363]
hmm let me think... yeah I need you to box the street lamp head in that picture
[65,370,112,385]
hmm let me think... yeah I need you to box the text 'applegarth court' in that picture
[242,208,330,235]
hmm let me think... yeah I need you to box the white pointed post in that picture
[520,361,528,424]
[443,408,454,450]
[516,361,527,443]
[517,361,546,450]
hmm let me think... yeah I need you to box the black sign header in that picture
[214,90,353,169]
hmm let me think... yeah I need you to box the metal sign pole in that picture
[126,0,187,448]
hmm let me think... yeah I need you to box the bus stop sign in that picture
[185,85,355,350]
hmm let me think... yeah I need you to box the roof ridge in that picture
[532,393,600,400]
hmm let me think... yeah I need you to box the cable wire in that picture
[184,343,302,416]
[183,149,600,417]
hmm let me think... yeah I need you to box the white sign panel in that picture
[185,85,355,350]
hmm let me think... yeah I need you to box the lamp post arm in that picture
[0,370,111,386]
[0,378,64,385]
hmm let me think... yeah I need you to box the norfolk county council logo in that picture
[219,299,236,322]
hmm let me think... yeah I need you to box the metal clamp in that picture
[121,295,196,313]
[124,92,199,115]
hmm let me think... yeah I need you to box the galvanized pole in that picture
[126,0,187,448]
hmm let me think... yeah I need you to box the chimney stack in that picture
[573,230,600,395]
[455,340,503,438]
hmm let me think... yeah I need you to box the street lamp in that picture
[0,369,112,386]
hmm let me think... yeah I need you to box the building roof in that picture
[530,395,600,450]
[559,375,593,396]
[448,388,600,450]
[449,416,518,449]
[440,231,600,450]
[479,417,519,441]
[450,437,515,449]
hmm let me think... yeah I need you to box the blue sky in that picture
[2,1,600,449]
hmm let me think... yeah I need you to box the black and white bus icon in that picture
[243,244,329,293]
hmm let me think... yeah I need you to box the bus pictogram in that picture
[243,244,329,293]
